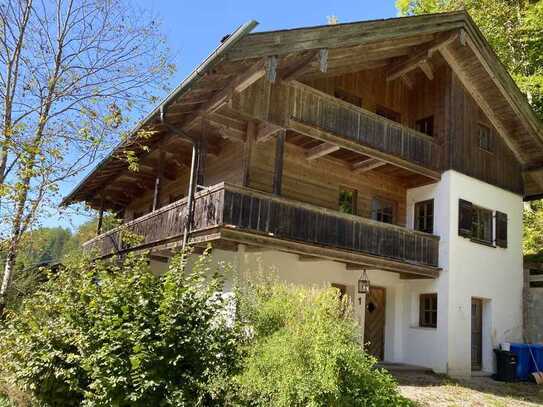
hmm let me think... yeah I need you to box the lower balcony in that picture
[83,183,440,278]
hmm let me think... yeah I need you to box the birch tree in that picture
[0,0,173,316]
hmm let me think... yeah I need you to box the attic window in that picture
[416,116,434,137]
[376,105,401,123]
[334,89,362,107]
[478,124,494,153]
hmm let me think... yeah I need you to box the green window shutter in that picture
[458,199,473,238]
[495,211,508,248]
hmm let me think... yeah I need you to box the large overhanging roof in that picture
[62,10,543,208]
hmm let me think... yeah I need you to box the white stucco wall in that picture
[407,170,524,377]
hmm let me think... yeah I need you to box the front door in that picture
[364,287,386,360]
[471,298,483,371]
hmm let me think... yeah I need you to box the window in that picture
[415,116,434,137]
[339,187,357,215]
[414,200,434,234]
[472,206,493,244]
[458,199,507,248]
[529,269,543,288]
[376,105,401,123]
[478,123,494,153]
[419,293,438,328]
[371,198,395,224]
[334,89,362,107]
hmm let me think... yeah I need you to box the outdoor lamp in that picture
[358,270,370,294]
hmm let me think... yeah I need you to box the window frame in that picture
[414,199,434,234]
[471,205,494,245]
[415,116,434,137]
[371,197,396,224]
[334,89,362,108]
[419,293,438,328]
[477,123,494,153]
[338,186,358,215]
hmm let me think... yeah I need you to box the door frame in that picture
[471,297,483,371]
[364,286,386,361]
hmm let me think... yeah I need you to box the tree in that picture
[0,249,241,406]
[0,0,174,316]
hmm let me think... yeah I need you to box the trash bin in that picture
[510,343,531,380]
[529,344,543,375]
[494,349,518,382]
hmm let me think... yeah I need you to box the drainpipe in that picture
[160,106,198,250]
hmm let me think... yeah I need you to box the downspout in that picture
[160,106,198,250]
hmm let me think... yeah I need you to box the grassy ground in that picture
[393,371,543,407]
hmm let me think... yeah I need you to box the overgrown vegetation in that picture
[0,250,408,406]
[233,280,412,406]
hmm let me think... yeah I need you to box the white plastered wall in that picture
[406,170,523,377]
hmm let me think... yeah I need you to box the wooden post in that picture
[243,121,256,186]
[197,120,208,187]
[96,198,104,236]
[182,141,198,249]
[273,129,285,195]
[152,151,166,211]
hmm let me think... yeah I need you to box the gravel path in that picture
[392,371,543,407]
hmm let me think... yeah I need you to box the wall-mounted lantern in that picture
[358,270,370,294]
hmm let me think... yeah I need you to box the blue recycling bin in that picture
[510,343,531,380]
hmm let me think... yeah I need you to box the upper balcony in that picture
[83,183,440,278]
[232,79,441,181]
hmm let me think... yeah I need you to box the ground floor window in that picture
[419,293,437,328]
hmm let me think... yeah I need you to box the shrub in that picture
[0,249,240,406]
[233,281,412,407]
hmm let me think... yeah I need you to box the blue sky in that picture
[54,0,399,230]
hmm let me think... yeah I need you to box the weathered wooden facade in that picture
[64,11,543,280]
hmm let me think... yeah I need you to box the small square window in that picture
[334,89,362,107]
[419,293,438,328]
[414,200,434,234]
[478,124,494,153]
[371,198,395,224]
[415,116,434,137]
[339,187,357,215]
[376,105,401,123]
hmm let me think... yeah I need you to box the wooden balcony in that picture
[84,183,440,277]
[233,80,441,179]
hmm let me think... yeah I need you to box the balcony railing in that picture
[286,81,440,170]
[84,183,439,269]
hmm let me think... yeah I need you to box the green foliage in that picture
[524,200,543,255]
[0,249,240,406]
[232,281,411,407]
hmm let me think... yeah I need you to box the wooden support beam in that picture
[419,59,434,80]
[272,129,285,195]
[256,122,283,143]
[96,199,104,236]
[242,121,256,186]
[152,151,166,211]
[401,74,413,89]
[298,254,323,262]
[319,48,328,73]
[181,59,266,130]
[196,121,208,187]
[305,142,340,160]
[351,158,386,173]
[387,31,459,82]
[265,55,278,82]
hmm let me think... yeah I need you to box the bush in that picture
[233,281,412,407]
[0,249,240,406]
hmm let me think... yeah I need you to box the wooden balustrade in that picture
[84,183,439,269]
[286,81,440,170]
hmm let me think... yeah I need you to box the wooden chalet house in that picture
[62,11,543,377]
